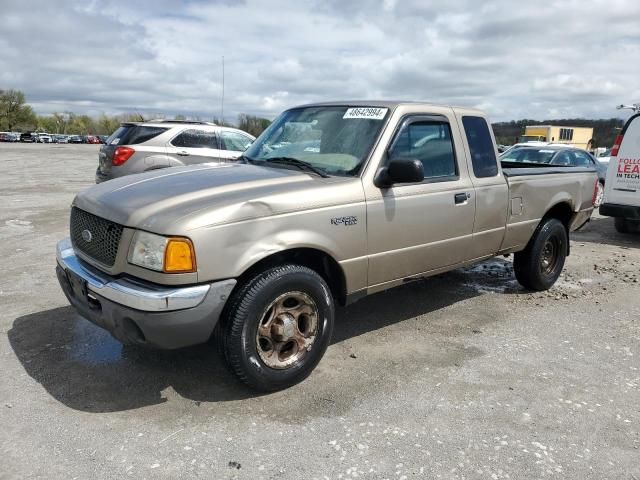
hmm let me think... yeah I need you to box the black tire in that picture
[220,264,334,391]
[615,217,630,233]
[513,218,568,291]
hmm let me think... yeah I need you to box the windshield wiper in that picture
[262,157,330,178]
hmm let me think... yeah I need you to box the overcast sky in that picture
[1,0,639,122]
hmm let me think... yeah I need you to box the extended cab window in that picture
[462,116,499,178]
[172,129,219,149]
[388,121,457,180]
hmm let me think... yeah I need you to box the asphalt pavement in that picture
[1,143,638,479]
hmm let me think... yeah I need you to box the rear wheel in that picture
[514,218,568,291]
[220,264,334,391]
[615,217,630,233]
[615,217,640,234]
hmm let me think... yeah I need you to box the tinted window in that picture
[388,120,457,179]
[107,125,168,145]
[220,131,253,152]
[462,116,498,178]
[171,129,219,149]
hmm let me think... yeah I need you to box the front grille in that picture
[70,207,123,267]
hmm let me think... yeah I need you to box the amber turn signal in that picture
[164,238,196,273]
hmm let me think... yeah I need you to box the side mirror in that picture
[374,158,424,188]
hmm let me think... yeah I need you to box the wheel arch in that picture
[540,201,573,255]
[235,247,348,306]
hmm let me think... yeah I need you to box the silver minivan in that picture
[96,120,255,183]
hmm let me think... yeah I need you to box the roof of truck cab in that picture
[293,100,485,114]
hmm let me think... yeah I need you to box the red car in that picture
[86,135,102,144]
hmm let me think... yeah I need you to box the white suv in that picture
[600,114,640,233]
[96,120,255,183]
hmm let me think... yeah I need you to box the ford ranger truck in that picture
[56,102,598,391]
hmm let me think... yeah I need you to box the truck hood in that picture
[74,163,346,232]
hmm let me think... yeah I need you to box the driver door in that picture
[365,114,476,288]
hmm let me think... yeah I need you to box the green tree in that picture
[237,113,271,136]
[97,114,120,135]
[0,89,37,131]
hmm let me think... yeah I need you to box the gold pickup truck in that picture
[56,102,598,391]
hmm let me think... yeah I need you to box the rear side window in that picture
[220,131,253,152]
[462,116,498,178]
[388,120,458,180]
[171,129,219,149]
[108,126,168,146]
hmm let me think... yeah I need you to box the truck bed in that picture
[501,161,597,177]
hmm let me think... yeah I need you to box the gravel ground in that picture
[1,143,639,479]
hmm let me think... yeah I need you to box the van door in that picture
[365,114,476,288]
[603,115,640,208]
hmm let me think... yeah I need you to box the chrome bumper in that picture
[56,238,212,312]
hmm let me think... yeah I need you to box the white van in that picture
[600,114,640,233]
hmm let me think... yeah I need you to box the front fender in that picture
[190,205,368,292]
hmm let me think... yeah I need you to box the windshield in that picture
[501,147,557,164]
[242,106,390,176]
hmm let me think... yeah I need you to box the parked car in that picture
[53,135,69,143]
[95,120,255,183]
[68,135,85,144]
[501,145,607,206]
[86,135,102,144]
[20,132,36,143]
[0,132,12,142]
[98,135,108,144]
[600,115,640,233]
[36,134,53,143]
[56,101,598,391]
[596,148,611,165]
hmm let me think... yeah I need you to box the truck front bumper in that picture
[55,238,236,349]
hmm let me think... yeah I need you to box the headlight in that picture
[127,231,196,273]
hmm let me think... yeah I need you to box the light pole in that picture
[616,103,640,113]
[221,55,225,125]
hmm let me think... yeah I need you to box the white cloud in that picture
[0,0,639,122]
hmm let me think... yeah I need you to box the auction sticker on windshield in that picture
[343,107,388,120]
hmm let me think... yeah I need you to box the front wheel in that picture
[514,218,568,291]
[220,264,334,391]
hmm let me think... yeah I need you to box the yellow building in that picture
[519,126,594,149]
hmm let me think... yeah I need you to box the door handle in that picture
[454,192,471,205]
[177,151,190,156]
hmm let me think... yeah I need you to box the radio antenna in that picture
[221,56,225,124]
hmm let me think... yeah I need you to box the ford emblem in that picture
[81,229,93,242]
